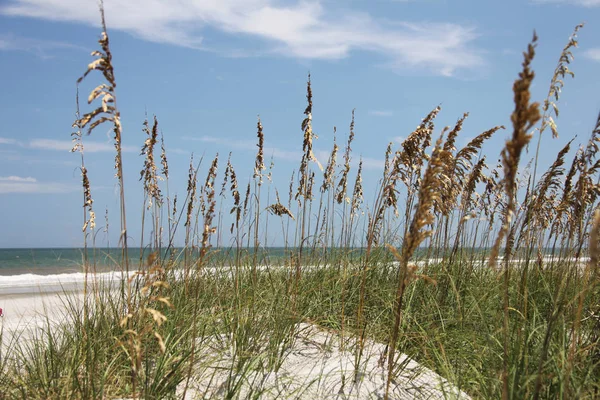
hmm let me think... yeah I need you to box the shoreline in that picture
[0,255,590,295]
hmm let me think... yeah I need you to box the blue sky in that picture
[0,0,599,248]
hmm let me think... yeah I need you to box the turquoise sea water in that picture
[0,248,130,276]
[0,246,497,277]
[0,247,287,294]
[0,247,558,295]
[0,247,310,276]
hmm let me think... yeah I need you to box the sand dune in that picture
[0,282,470,399]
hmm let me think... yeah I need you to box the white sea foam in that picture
[0,271,136,295]
[0,256,590,295]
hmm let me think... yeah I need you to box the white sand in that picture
[1,289,470,399]
[0,290,84,347]
[183,323,470,399]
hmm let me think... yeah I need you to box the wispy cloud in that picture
[184,135,385,170]
[0,0,484,76]
[0,176,37,183]
[584,48,600,62]
[0,33,84,57]
[0,137,19,145]
[0,150,81,166]
[3,136,184,156]
[168,147,192,155]
[532,0,600,6]
[0,176,76,194]
[360,157,385,170]
[28,139,137,153]
[185,135,303,161]
[368,110,393,117]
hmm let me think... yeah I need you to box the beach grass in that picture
[0,5,599,400]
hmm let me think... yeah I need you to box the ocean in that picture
[0,247,325,295]
[0,248,136,295]
[0,246,493,295]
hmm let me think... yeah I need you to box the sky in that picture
[0,0,599,248]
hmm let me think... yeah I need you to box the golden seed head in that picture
[267,203,296,220]
[254,117,266,183]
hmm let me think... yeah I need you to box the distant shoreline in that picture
[0,255,591,296]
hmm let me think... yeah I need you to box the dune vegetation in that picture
[0,5,599,400]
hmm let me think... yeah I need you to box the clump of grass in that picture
[489,32,541,400]
[385,133,449,399]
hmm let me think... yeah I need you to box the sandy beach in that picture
[0,274,471,399]
[0,290,84,347]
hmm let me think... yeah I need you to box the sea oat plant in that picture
[489,32,541,400]
[75,3,130,297]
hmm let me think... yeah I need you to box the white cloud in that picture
[29,139,87,152]
[0,179,76,194]
[0,0,484,76]
[0,176,37,183]
[1,137,139,153]
[0,182,75,194]
[0,33,84,57]
[532,0,600,6]
[29,139,137,153]
[184,135,385,170]
[186,135,304,161]
[0,137,19,145]
[393,136,405,144]
[584,48,600,61]
[168,147,191,155]
[368,110,393,117]
[360,157,385,170]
